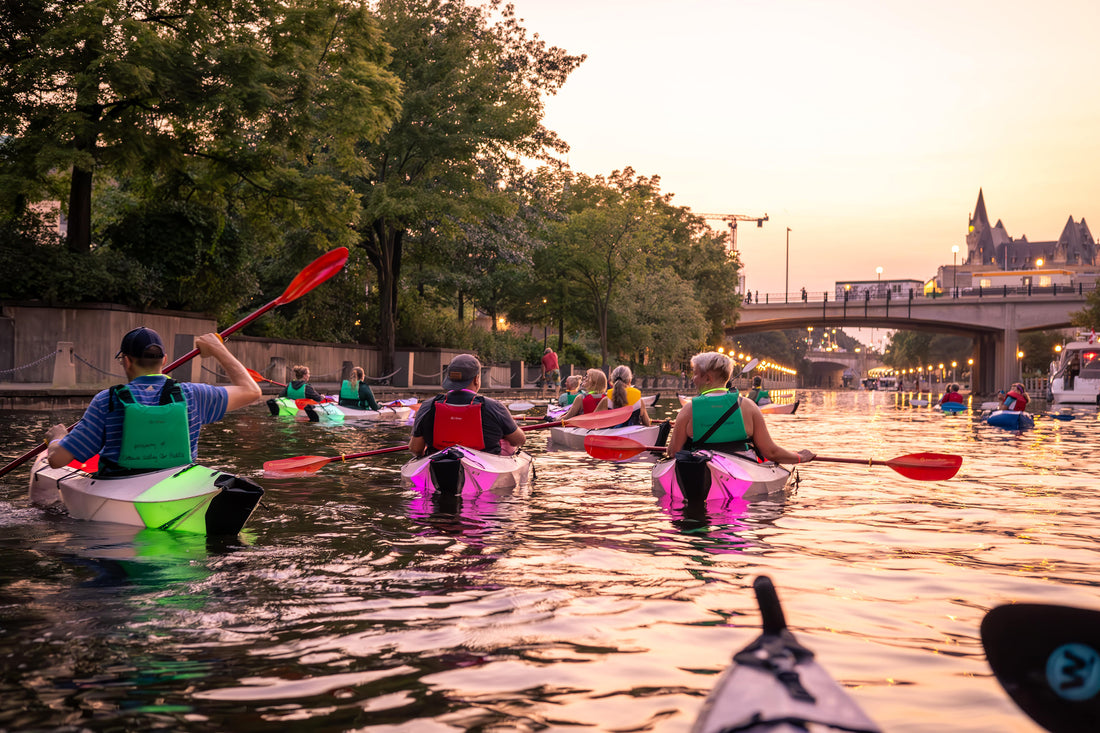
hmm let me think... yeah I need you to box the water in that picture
[1,391,1097,732]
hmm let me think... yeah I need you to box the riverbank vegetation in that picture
[0,0,748,374]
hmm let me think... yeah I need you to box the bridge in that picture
[730,286,1093,393]
[803,349,884,388]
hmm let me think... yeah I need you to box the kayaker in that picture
[339,366,381,411]
[44,327,262,474]
[998,382,1029,411]
[561,369,608,419]
[540,347,560,398]
[939,384,965,405]
[409,354,525,457]
[558,375,583,406]
[747,376,772,405]
[282,365,323,402]
[667,351,814,464]
[606,365,652,426]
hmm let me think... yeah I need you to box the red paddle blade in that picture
[67,454,100,473]
[583,435,658,460]
[247,368,265,382]
[277,247,349,305]
[565,404,636,429]
[263,455,333,476]
[885,452,962,480]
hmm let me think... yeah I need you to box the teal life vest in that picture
[689,389,750,452]
[340,380,359,401]
[110,378,191,470]
[753,389,770,404]
[286,382,307,399]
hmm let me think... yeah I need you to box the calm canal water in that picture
[1,390,1097,732]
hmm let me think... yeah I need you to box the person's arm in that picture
[638,401,651,426]
[409,434,427,457]
[562,397,584,420]
[593,396,610,413]
[304,384,324,402]
[666,402,692,457]
[45,423,76,469]
[743,398,813,465]
[195,333,262,411]
[503,427,526,449]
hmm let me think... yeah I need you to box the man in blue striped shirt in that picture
[45,327,261,473]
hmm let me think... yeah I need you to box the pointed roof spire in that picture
[972,188,990,228]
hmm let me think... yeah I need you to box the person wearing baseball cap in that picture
[44,327,262,474]
[408,354,525,457]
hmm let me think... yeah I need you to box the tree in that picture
[1070,288,1100,332]
[355,0,583,372]
[0,0,401,253]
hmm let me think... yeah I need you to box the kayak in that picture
[653,448,793,503]
[266,396,414,423]
[550,423,665,453]
[400,445,533,496]
[547,392,659,421]
[985,410,1034,430]
[909,398,930,407]
[759,400,799,415]
[28,455,263,535]
[934,401,967,413]
[692,575,881,733]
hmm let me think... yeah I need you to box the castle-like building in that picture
[966,188,1095,269]
[940,189,1097,292]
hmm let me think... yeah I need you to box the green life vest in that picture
[753,389,770,404]
[111,378,191,470]
[691,389,749,449]
[286,382,307,399]
[340,380,359,401]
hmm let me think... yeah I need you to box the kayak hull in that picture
[400,446,533,496]
[986,410,1034,430]
[550,424,663,453]
[935,401,967,413]
[759,400,799,415]
[28,456,263,535]
[692,576,881,733]
[653,449,792,503]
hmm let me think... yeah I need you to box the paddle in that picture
[508,401,536,411]
[982,603,1100,733]
[264,444,409,477]
[521,403,638,432]
[0,246,350,479]
[741,357,760,374]
[582,436,962,480]
[247,367,286,388]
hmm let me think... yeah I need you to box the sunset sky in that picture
[509,0,1100,297]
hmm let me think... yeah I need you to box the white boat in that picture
[28,455,264,535]
[266,396,414,422]
[550,423,665,453]
[652,448,793,504]
[1048,333,1100,404]
[400,446,533,496]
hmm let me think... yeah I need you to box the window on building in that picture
[1039,276,1052,287]
[979,278,992,287]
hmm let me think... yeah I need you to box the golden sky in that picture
[510,0,1100,296]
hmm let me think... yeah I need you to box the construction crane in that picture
[698,213,769,254]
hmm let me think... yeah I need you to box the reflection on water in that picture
[1,391,1096,731]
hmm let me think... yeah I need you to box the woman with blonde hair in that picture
[667,351,813,464]
[339,366,381,411]
[606,365,651,426]
[561,369,608,420]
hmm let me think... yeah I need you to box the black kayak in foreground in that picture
[692,576,881,733]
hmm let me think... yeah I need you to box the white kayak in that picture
[692,576,881,733]
[653,448,793,503]
[547,392,659,421]
[28,455,264,535]
[550,423,665,453]
[400,445,533,496]
[267,396,414,423]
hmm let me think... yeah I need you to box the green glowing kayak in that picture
[29,455,263,535]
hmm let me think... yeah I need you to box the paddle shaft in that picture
[0,248,348,479]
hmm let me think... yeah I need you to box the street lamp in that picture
[951,245,959,295]
[951,360,957,382]
[785,227,791,303]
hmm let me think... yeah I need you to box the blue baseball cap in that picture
[116,327,165,359]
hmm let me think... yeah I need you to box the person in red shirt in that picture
[540,347,560,398]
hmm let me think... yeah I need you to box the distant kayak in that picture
[985,410,1034,430]
[910,398,930,407]
[934,401,967,413]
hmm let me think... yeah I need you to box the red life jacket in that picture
[580,393,601,414]
[1005,389,1029,411]
[432,393,485,450]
